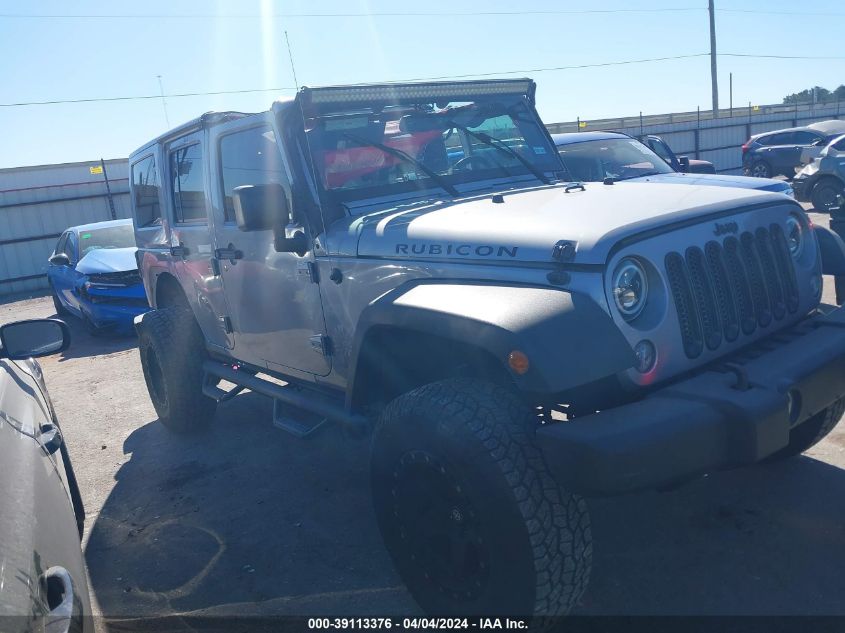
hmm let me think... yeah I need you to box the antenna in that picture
[156,75,171,128]
[283,31,327,237]
[284,31,299,91]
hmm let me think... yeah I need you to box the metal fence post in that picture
[694,106,701,160]
[639,111,643,135]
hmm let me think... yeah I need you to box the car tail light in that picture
[741,142,751,154]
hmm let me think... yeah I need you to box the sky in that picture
[0,0,843,169]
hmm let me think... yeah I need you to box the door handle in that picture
[42,566,76,633]
[39,423,63,455]
[169,243,189,258]
[214,244,243,263]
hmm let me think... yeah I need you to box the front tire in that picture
[768,398,845,462]
[51,285,68,316]
[370,379,591,617]
[810,178,845,213]
[137,306,217,433]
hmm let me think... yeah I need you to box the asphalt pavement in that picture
[1,208,843,629]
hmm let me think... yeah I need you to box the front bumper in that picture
[538,306,845,496]
[78,283,149,332]
[791,177,812,202]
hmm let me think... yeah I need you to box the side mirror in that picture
[232,183,307,254]
[233,183,289,231]
[0,319,70,360]
[49,253,70,267]
[678,156,690,172]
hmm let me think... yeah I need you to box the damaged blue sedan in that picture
[46,218,148,334]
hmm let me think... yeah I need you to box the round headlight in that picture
[785,215,803,258]
[612,258,648,320]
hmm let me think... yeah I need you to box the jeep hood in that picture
[353,182,790,266]
[75,247,138,274]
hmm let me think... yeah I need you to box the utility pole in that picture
[100,158,117,220]
[709,0,719,116]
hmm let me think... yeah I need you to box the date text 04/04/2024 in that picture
[306,618,529,629]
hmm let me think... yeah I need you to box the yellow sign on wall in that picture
[89,165,103,175]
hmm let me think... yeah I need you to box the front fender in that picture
[348,280,635,404]
[813,225,845,276]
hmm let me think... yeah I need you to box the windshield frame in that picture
[294,91,568,209]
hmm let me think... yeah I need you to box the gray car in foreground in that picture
[129,78,845,619]
[0,318,90,633]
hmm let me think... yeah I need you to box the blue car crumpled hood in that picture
[75,247,138,275]
[632,172,792,194]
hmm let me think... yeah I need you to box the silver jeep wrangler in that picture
[129,79,845,617]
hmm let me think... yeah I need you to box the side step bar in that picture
[201,360,369,434]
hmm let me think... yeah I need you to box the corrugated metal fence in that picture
[546,101,845,174]
[0,159,130,296]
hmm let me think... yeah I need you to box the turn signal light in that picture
[508,350,530,375]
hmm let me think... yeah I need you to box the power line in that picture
[0,54,708,108]
[721,53,845,60]
[4,7,845,20]
[719,8,845,17]
[2,51,843,109]
[0,8,704,19]
[383,54,711,82]
[0,87,296,108]
[3,8,844,19]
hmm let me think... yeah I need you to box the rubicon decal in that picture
[395,243,519,257]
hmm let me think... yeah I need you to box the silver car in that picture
[0,318,91,633]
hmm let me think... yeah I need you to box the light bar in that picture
[302,79,535,107]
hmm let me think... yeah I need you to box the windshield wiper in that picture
[615,170,664,182]
[446,122,551,185]
[341,132,458,197]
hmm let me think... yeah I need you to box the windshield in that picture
[556,137,675,182]
[78,224,135,256]
[303,95,565,203]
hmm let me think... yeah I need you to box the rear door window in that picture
[765,132,794,146]
[169,143,207,223]
[131,155,161,227]
[793,131,822,145]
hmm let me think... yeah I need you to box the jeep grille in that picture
[665,224,799,359]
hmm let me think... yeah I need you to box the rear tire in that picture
[768,398,845,461]
[137,306,217,433]
[810,178,845,213]
[749,160,772,178]
[370,378,591,617]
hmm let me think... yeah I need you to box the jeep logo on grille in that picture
[714,221,738,236]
